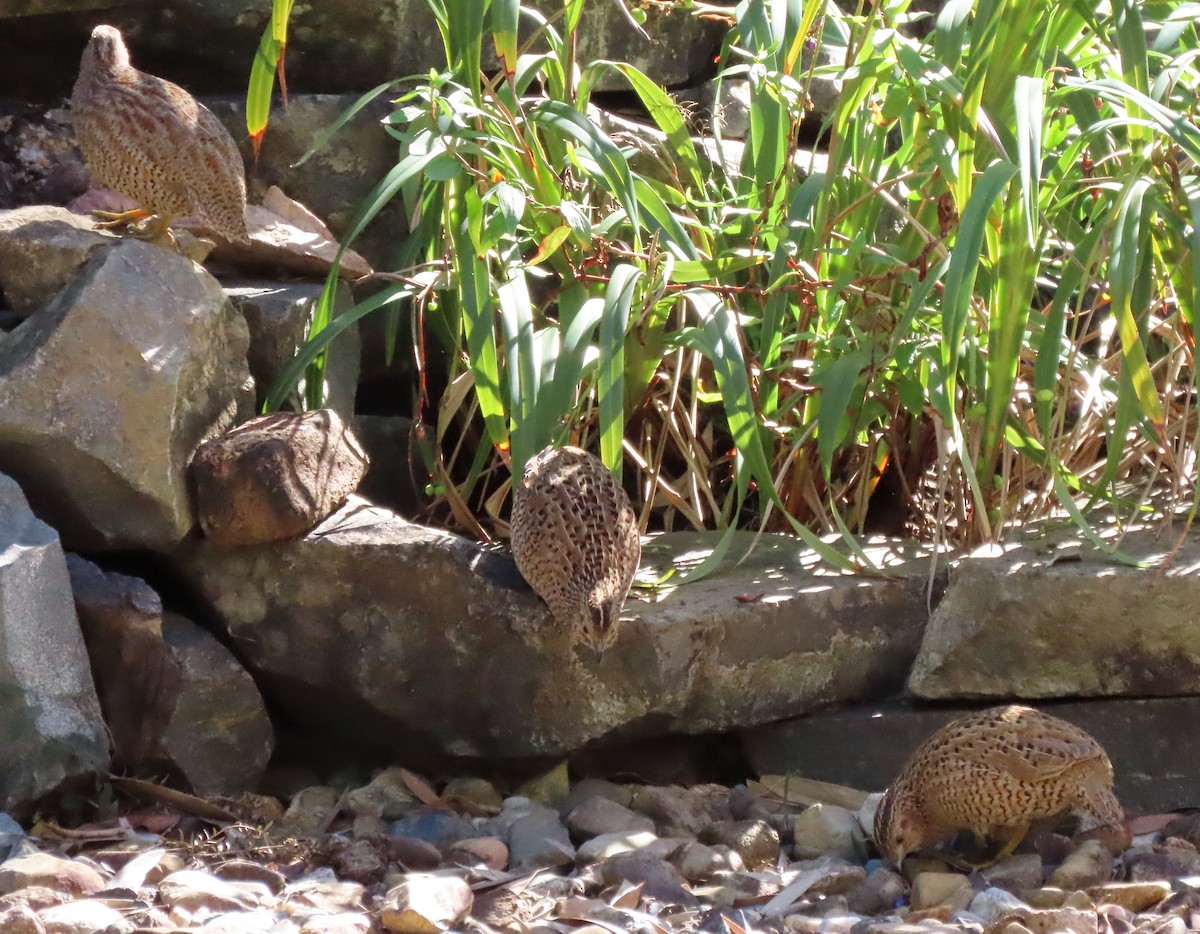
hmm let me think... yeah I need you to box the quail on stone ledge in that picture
[70,24,248,243]
[510,445,640,655]
[874,705,1128,867]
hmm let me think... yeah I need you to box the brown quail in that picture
[510,445,641,654]
[874,705,1127,867]
[70,24,248,243]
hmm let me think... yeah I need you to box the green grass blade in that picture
[598,265,643,478]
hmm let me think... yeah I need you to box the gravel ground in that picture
[0,769,1196,934]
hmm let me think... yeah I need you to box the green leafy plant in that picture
[259,0,1199,565]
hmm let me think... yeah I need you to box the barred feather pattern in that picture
[511,446,641,654]
[71,25,248,242]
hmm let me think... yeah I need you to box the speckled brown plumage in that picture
[874,705,1126,867]
[510,445,641,654]
[71,24,248,242]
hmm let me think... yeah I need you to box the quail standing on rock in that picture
[70,24,248,243]
[510,445,641,655]
[874,705,1128,867]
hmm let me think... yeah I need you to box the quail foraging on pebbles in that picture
[874,705,1128,868]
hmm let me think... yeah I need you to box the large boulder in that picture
[0,206,253,550]
[172,504,934,759]
[0,473,108,811]
[907,534,1200,699]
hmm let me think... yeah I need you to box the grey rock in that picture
[173,517,933,759]
[387,811,476,849]
[0,219,253,550]
[575,830,661,865]
[672,840,740,883]
[969,887,1033,925]
[564,797,655,840]
[630,785,712,836]
[558,778,635,817]
[0,206,109,317]
[380,875,473,933]
[980,853,1044,893]
[742,697,1200,814]
[496,798,574,870]
[792,804,867,862]
[344,767,417,821]
[844,867,906,915]
[191,410,368,547]
[0,476,108,811]
[225,280,360,419]
[159,612,274,794]
[787,856,869,897]
[908,531,1200,699]
[599,852,697,906]
[702,819,780,869]
[66,556,271,794]
[65,555,180,769]
[1124,839,1200,882]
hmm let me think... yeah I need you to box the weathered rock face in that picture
[172,506,933,759]
[158,612,275,795]
[0,206,109,316]
[66,555,274,794]
[65,554,181,769]
[225,279,360,419]
[907,536,1200,699]
[191,409,369,547]
[0,473,108,811]
[0,207,253,550]
[1,2,725,99]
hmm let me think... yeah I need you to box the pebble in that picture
[599,852,697,906]
[344,768,417,820]
[673,840,742,882]
[792,804,865,862]
[380,874,473,934]
[38,898,136,933]
[565,796,655,839]
[0,772,1180,934]
[1050,840,1115,889]
[440,777,504,813]
[443,836,508,870]
[576,829,661,864]
[980,853,1043,892]
[1089,881,1171,913]
[497,798,576,868]
[703,819,781,868]
[910,872,973,912]
[629,785,711,835]
[969,887,1032,925]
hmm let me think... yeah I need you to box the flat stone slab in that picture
[907,528,1200,699]
[172,502,935,759]
[741,696,1200,814]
